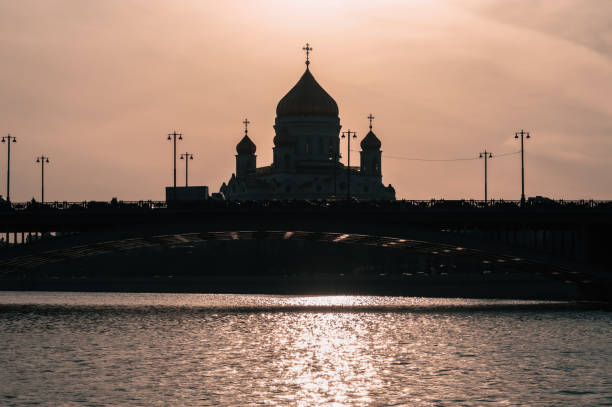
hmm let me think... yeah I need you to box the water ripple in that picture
[0,293,610,406]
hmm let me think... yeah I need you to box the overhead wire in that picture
[349,149,521,162]
[493,150,522,158]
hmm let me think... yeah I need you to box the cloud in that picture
[452,0,612,59]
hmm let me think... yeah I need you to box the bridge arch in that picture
[0,230,605,300]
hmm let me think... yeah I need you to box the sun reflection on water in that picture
[272,312,384,406]
[281,295,365,307]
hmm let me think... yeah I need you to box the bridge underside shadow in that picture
[1,230,608,301]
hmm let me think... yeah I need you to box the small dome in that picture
[273,128,296,147]
[236,135,256,155]
[360,130,381,150]
[276,68,339,117]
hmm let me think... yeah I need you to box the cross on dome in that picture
[361,114,382,150]
[243,118,250,135]
[302,43,312,67]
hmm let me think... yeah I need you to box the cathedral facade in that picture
[220,48,395,201]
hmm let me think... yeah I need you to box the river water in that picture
[0,292,610,406]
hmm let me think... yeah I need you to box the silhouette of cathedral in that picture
[220,44,395,201]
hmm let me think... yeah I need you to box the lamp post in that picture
[479,150,493,203]
[180,153,194,187]
[341,130,357,201]
[514,129,531,205]
[167,131,182,200]
[35,155,50,203]
[328,145,340,198]
[1,134,16,202]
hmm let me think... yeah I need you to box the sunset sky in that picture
[1,0,611,201]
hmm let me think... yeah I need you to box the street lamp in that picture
[180,153,194,187]
[341,130,357,201]
[479,150,493,203]
[1,134,16,202]
[167,131,182,199]
[328,145,340,198]
[35,155,50,204]
[514,129,531,205]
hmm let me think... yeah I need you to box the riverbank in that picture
[1,273,601,301]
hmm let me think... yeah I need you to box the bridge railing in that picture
[1,198,611,212]
[7,200,167,211]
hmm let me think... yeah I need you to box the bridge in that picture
[1,199,611,301]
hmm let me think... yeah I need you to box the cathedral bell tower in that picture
[235,119,256,179]
[360,114,382,177]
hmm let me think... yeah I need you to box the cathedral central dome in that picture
[276,68,339,118]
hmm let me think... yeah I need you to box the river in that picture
[0,292,610,406]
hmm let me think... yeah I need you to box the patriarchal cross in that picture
[302,43,312,67]
[243,118,250,136]
[367,113,375,130]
